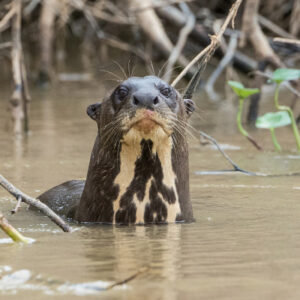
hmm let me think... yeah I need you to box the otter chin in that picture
[133,117,157,134]
[130,109,160,134]
[37,76,195,225]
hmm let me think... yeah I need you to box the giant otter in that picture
[38,76,195,224]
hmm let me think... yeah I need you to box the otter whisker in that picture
[99,69,123,82]
[148,59,156,76]
[112,60,128,80]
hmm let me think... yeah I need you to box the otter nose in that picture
[132,91,159,109]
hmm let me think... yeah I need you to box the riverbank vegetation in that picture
[0,0,299,134]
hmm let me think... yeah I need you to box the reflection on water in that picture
[1,81,300,299]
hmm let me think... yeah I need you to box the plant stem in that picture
[274,83,300,151]
[274,83,280,109]
[0,212,30,243]
[236,98,262,150]
[237,98,249,137]
[270,128,281,151]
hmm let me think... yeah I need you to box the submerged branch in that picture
[199,131,256,175]
[106,267,150,290]
[0,174,71,232]
[198,131,300,177]
[246,135,262,150]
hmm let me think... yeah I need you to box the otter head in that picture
[87,76,195,146]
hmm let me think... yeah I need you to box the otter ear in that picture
[87,103,101,121]
[184,99,195,118]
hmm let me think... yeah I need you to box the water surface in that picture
[1,80,300,299]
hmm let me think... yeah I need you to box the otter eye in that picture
[161,87,171,97]
[117,87,129,100]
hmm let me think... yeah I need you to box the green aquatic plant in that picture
[256,111,291,151]
[228,81,261,149]
[0,212,31,243]
[271,68,300,151]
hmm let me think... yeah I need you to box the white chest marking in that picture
[112,126,181,224]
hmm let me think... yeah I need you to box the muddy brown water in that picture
[1,80,300,299]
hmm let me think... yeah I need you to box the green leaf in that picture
[256,111,291,129]
[272,68,300,83]
[228,81,260,99]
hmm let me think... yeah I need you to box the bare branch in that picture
[0,174,71,232]
[69,0,150,63]
[239,0,282,67]
[163,3,195,83]
[131,0,194,12]
[0,5,16,33]
[273,37,300,46]
[258,15,295,39]
[0,41,12,50]
[171,0,242,87]
[197,132,300,177]
[11,195,22,214]
[198,131,256,175]
[130,0,195,75]
[205,32,238,101]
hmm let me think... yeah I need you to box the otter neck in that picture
[112,128,181,224]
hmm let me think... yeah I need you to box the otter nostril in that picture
[133,96,139,106]
[153,97,159,105]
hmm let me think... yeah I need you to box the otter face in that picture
[112,76,177,135]
[113,76,194,139]
[87,76,195,145]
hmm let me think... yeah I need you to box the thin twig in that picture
[246,135,262,150]
[273,37,300,46]
[258,15,295,40]
[87,2,133,25]
[0,42,12,50]
[171,0,242,87]
[11,195,22,214]
[198,131,300,177]
[205,32,238,101]
[163,2,195,83]
[24,0,41,17]
[131,0,194,12]
[0,5,16,33]
[0,174,71,232]
[70,0,150,62]
[199,131,255,175]
[106,267,150,290]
